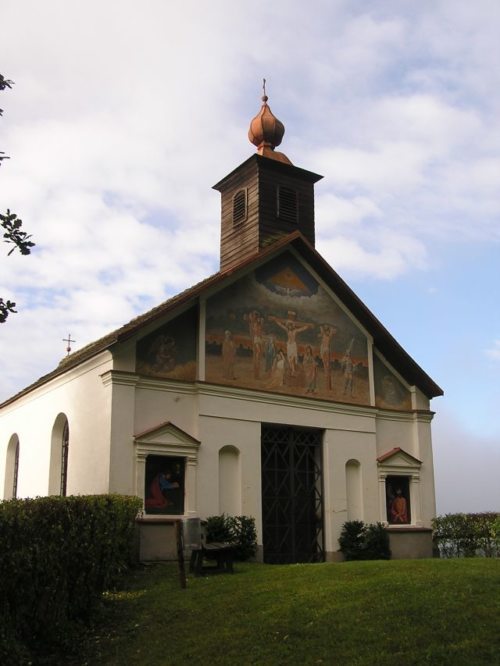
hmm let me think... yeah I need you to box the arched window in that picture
[218,445,241,515]
[49,414,69,496]
[4,434,20,500]
[61,421,69,497]
[345,459,363,521]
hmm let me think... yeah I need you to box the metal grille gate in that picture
[261,425,324,564]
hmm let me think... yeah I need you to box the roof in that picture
[0,231,443,408]
[212,153,323,191]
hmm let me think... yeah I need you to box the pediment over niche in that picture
[134,421,200,461]
[377,447,421,469]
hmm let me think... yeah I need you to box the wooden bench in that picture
[189,541,235,576]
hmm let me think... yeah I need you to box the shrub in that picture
[0,494,142,661]
[339,520,391,561]
[205,514,257,561]
[432,512,499,558]
[364,522,392,560]
[338,520,365,561]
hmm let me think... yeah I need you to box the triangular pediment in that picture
[134,421,200,459]
[377,447,421,468]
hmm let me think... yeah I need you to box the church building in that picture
[0,92,443,562]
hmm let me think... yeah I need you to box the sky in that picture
[1,0,499,514]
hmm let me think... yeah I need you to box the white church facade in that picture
[0,93,442,562]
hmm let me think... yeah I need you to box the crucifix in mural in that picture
[205,252,371,405]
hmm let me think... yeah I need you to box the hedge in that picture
[432,512,499,558]
[205,514,257,561]
[338,520,391,561]
[0,494,142,662]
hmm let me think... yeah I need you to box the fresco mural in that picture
[136,307,197,380]
[373,353,412,411]
[205,252,370,405]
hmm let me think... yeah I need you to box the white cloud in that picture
[315,193,383,230]
[313,141,429,193]
[317,230,427,280]
[1,0,500,413]
[485,340,500,361]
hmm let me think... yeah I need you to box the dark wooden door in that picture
[261,425,324,564]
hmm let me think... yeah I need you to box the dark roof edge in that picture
[212,153,323,191]
[289,235,443,398]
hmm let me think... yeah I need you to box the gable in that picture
[136,306,197,381]
[205,251,370,405]
[373,352,412,411]
[134,421,200,459]
[377,447,422,469]
[1,231,441,410]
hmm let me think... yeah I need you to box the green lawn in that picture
[79,558,499,666]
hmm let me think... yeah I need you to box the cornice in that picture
[98,372,435,424]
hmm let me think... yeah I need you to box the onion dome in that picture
[248,80,292,164]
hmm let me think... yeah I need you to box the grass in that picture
[76,558,499,665]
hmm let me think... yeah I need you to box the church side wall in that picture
[0,353,113,499]
[412,414,436,526]
[375,410,436,527]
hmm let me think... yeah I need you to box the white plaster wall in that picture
[108,379,137,494]
[412,415,436,525]
[194,388,381,555]
[413,388,431,411]
[218,446,242,515]
[0,353,113,499]
[375,414,415,458]
[198,416,261,525]
[126,380,388,554]
[134,382,198,438]
[323,427,379,556]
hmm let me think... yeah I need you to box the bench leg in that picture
[189,549,203,576]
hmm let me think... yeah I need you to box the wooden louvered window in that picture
[233,189,247,225]
[277,186,298,223]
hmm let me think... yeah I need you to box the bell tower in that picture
[214,83,323,271]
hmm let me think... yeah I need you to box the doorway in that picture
[261,425,324,564]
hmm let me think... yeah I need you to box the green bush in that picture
[0,494,141,661]
[432,512,499,558]
[339,520,391,561]
[205,514,257,561]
